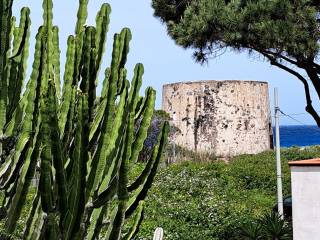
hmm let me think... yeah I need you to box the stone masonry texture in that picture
[162,80,272,158]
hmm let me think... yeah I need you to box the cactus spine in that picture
[0,1,169,239]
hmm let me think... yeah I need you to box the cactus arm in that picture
[6,8,30,120]
[105,201,127,240]
[83,208,108,239]
[92,176,117,209]
[42,0,53,33]
[63,94,89,239]
[37,80,61,238]
[50,89,69,220]
[105,158,129,240]
[10,7,30,57]
[87,69,118,146]
[86,130,126,240]
[116,68,126,95]
[38,33,54,214]
[101,67,110,98]
[62,87,76,153]
[86,204,109,240]
[0,28,44,188]
[123,201,144,240]
[2,14,15,121]
[75,0,88,35]
[135,101,146,120]
[118,28,131,70]
[87,98,125,201]
[1,178,17,211]
[80,27,94,94]
[52,26,61,99]
[59,35,75,135]
[114,29,131,94]
[4,21,38,137]
[11,16,18,52]
[129,87,156,165]
[80,27,96,122]
[42,213,59,240]
[4,125,41,234]
[127,123,163,192]
[95,3,110,74]
[36,83,68,238]
[42,0,54,84]
[38,142,54,213]
[89,68,110,142]
[37,27,55,212]
[38,84,55,214]
[0,0,13,74]
[126,122,169,218]
[0,0,14,159]
[23,193,45,240]
[51,139,68,217]
[74,30,84,85]
[0,0,13,137]
[100,64,146,240]
[3,103,23,136]
[85,120,127,240]
[115,28,131,94]
[23,193,39,237]
[104,115,136,240]
[89,98,106,142]
[10,26,30,117]
[134,96,145,119]
[86,106,131,239]
[95,81,129,193]
[0,137,27,189]
[125,64,144,160]
[85,33,121,200]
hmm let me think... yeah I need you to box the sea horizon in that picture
[275,125,320,147]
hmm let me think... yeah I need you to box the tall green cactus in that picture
[0,1,169,239]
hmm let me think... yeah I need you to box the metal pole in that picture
[274,88,284,218]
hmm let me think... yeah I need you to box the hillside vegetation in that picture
[1,147,319,239]
[136,146,320,240]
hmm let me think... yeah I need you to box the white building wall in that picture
[291,166,320,240]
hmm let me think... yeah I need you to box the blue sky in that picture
[12,0,320,125]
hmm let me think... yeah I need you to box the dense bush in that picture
[1,147,319,239]
[136,146,320,240]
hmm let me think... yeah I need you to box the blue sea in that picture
[277,125,320,147]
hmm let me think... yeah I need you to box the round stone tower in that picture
[162,80,273,158]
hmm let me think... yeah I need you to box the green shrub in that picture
[281,146,320,161]
[137,161,272,239]
[136,147,320,239]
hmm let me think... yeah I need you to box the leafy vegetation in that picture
[1,146,319,239]
[136,146,320,239]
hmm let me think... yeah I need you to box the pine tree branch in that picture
[262,52,320,127]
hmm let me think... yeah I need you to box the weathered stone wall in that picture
[162,80,272,158]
